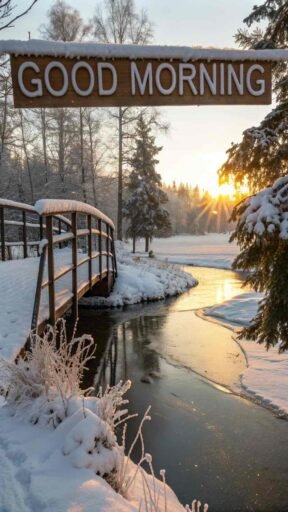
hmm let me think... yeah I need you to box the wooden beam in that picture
[0,208,5,261]
[46,216,56,325]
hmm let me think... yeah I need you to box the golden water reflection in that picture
[170,266,249,312]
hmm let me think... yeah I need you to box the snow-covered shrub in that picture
[63,408,121,478]
[0,321,208,511]
[0,320,96,423]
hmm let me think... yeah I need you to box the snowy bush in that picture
[0,320,96,422]
[0,321,208,511]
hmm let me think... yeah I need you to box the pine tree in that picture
[124,116,171,252]
[230,175,288,351]
[219,1,288,352]
[219,0,288,192]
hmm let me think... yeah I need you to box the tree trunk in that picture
[117,106,123,240]
[145,236,149,252]
[80,108,87,203]
[19,109,34,203]
[132,237,136,253]
[88,115,97,207]
[58,111,65,192]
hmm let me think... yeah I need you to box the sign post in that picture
[11,55,272,108]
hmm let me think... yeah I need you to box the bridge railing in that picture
[0,199,70,261]
[31,199,117,331]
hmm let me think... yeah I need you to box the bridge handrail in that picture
[0,198,72,260]
[35,199,115,230]
[31,199,117,331]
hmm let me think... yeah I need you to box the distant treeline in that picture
[162,182,241,235]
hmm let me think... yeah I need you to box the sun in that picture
[209,182,238,199]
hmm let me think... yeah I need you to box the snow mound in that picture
[63,409,120,476]
[204,292,262,326]
[81,242,197,308]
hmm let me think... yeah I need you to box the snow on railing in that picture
[1,39,288,62]
[35,199,115,230]
[0,198,36,213]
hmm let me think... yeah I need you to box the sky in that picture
[6,0,271,195]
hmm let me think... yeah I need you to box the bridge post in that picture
[22,211,27,258]
[46,216,56,325]
[88,214,92,290]
[72,212,78,322]
[98,219,102,279]
[106,223,110,275]
[0,208,5,261]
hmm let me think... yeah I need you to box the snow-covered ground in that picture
[204,288,288,416]
[0,396,188,512]
[0,248,110,361]
[130,234,239,269]
[81,242,197,308]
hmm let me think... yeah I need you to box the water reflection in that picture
[73,267,288,511]
[170,266,249,312]
[93,316,166,390]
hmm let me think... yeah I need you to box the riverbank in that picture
[81,241,197,308]
[74,289,288,511]
[138,233,288,418]
[203,293,288,417]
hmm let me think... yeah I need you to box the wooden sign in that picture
[11,55,272,108]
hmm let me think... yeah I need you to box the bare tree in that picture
[40,0,90,42]
[0,0,39,31]
[91,0,153,240]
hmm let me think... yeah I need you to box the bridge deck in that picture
[0,249,112,361]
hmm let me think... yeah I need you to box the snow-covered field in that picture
[81,242,197,308]
[131,234,239,269]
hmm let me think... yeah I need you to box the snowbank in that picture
[204,292,288,415]
[131,234,239,269]
[205,292,262,326]
[0,392,187,512]
[81,242,197,308]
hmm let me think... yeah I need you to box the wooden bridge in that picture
[0,198,117,358]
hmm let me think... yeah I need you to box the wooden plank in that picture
[11,56,272,108]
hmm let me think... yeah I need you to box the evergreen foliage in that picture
[124,116,171,249]
[219,0,288,192]
[230,175,288,351]
[220,1,288,352]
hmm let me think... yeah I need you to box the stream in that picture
[75,266,288,512]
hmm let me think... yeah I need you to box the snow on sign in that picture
[11,56,272,108]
